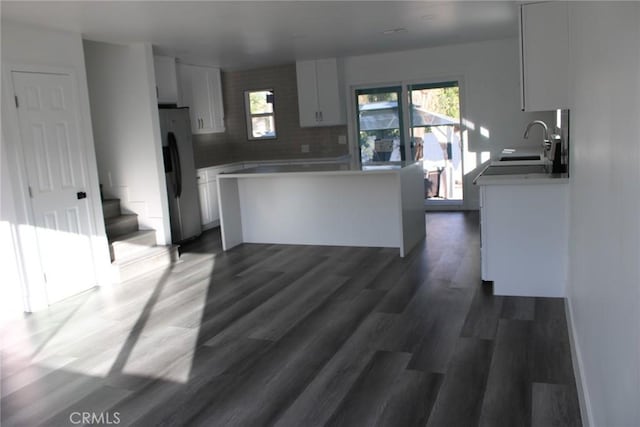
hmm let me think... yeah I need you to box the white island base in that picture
[217,162,426,257]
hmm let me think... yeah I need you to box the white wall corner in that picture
[141,42,171,245]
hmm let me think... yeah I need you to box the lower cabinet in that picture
[197,164,244,229]
[478,182,569,297]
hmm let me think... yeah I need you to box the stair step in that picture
[109,230,157,262]
[105,214,138,240]
[102,199,121,220]
[115,245,179,283]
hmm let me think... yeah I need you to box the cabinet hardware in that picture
[14,96,19,108]
[319,111,323,122]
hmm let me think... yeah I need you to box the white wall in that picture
[1,20,111,313]
[0,130,27,320]
[342,38,554,209]
[83,40,171,245]
[565,3,640,427]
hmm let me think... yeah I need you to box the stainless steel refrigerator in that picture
[159,108,202,243]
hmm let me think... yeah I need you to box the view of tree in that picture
[422,87,460,119]
[358,92,397,106]
[249,90,273,114]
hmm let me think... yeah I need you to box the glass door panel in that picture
[356,86,404,165]
[409,82,463,201]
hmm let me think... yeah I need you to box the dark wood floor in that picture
[1,212,581,427]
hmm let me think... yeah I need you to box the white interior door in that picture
[12,71,98,304]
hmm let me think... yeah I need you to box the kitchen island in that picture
[217,161,425,257]
[475,164,569,297]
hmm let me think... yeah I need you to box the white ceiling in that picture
[1,1,519,70]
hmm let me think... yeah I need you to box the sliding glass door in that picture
[355,81,463,203]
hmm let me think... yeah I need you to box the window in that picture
[245,89,276,140]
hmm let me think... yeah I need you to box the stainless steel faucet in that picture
[523,120,551,151]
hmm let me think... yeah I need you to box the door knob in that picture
[77,191,87,200]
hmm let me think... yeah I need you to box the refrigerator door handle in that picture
[167,132,183,198]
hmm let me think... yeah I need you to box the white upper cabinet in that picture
[296,58,345,127]
[153,55,178,104]
[519,1,569,111]
[177,63,225,134]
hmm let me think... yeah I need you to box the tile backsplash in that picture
[192,133,235,168]
[192,63,348,168]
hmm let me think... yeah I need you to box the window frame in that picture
[244,89,277,141]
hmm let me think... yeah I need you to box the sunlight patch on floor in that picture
[10,253,218,384]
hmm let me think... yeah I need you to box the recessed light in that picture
[382,28,408,35]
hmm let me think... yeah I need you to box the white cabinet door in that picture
[520,1,569,111]
[315,58,345,125]
[479,186,489,281]
[206,68,225,133]
[189,67,212,133]
[153,56,178,104]
[296,58,345,127]
[198,166,230,228]
[178,64,225,134]
[296,60,319,127]
[208,179,220,224]
[198,181,211,225]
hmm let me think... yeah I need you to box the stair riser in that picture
[117,248,179,283]
[102,200,121,220]
[106,217,139,240]
[110,233,157,261]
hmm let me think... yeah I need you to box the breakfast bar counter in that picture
[217,161,426,257]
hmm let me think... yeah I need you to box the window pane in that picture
[249,90,274,114]
[356,88,403,164]
[251,116,275,138]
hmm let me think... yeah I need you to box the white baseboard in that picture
[565,296,595,427]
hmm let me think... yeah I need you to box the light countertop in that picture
[474,164,569,185]
[218,161,421,178]
[196,155,352,172]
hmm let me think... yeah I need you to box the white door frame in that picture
[2,63,112,312]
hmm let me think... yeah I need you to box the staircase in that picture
[103,198,179,283]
